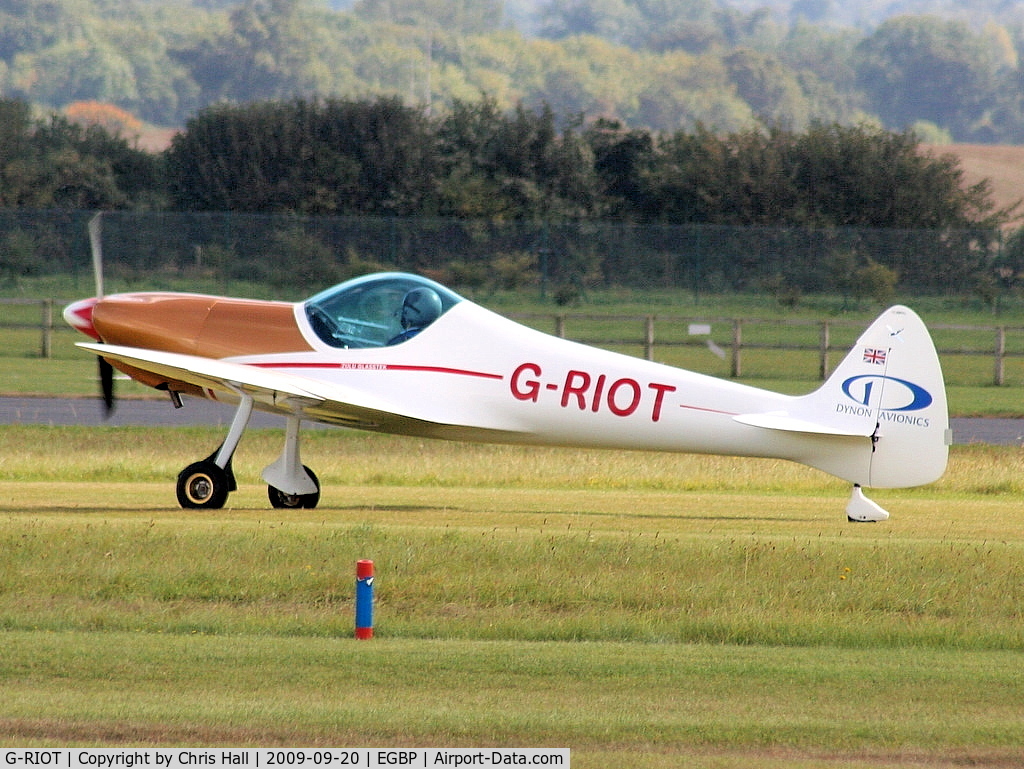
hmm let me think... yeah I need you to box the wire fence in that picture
[3,210,1021,386]
[0,210,1006,299]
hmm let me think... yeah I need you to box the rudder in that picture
[802,305,949,488]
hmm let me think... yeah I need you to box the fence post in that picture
[818,321,830,380]
[994,326,1006,386]
[555,314,565,338]
[644,315,655,361]
[730,319,742,378]
[41,299,53,359]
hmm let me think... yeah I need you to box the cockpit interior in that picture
[304,272,462,348]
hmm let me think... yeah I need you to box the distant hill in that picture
[718,0,1024,29]
[505,0,1024,31]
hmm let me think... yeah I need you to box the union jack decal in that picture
[863,348,887,365]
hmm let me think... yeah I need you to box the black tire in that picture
[268,466,320,509]
[177,460,230,509]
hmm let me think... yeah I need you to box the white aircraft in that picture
[64,269,950,520]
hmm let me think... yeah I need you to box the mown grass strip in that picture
[1,428,1024,650]
[0,632,1022,766]
[1,492,1022,650]
[1,427,1024,765]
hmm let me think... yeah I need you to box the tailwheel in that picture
[177,460,231,509]
[268,466,320,509]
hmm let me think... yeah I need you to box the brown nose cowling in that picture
[93,293,312,355]
[90,292,314,393]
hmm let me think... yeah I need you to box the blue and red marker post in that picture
[355,559,374,639]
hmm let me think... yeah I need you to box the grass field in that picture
[0,426,1022,766]
[2,284,1024,763]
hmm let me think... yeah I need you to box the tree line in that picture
[6,0,1024,143]
[161,96,1008,231]
[8,93,1004,230]
[1,94,1018,300]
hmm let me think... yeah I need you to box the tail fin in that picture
[735,305,950,487]
[799,305,950,488]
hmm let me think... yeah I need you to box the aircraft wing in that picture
[77,342,452,433]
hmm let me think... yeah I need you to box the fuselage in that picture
[64,273,949,490]
[67,288,851,470]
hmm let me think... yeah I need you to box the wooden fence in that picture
[4,299,1023,385]
[2,298,59,359]
[509,312,1024,386]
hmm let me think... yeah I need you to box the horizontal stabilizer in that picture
[734,411,873,438]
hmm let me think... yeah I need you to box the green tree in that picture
[583,118,653,218]
[637,121,1008,230]
[354,0,503,35]
[855,17,1003,140]
[0,97,31,169]
[176,0,354,108]
[642,125,799,225]
[436,98,599,220]
[165,97,439,215]
[0,0,87,62]
[1,0,201,125]
[0,98,158,209]
[724,48,811,128]
[788,123,1006,229]
[13,40,138,105]
[634,50,752,133]
[539,0,644,44]
[539,0,731,52]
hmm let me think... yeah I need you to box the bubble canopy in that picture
[303,272,463,348]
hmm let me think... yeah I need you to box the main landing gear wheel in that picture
[268,466,321,509]
[177,460,230,509]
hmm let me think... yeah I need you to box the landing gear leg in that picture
[176,395,254,509]
[263,416,321,509]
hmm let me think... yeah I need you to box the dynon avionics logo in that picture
[839,375,934,426]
